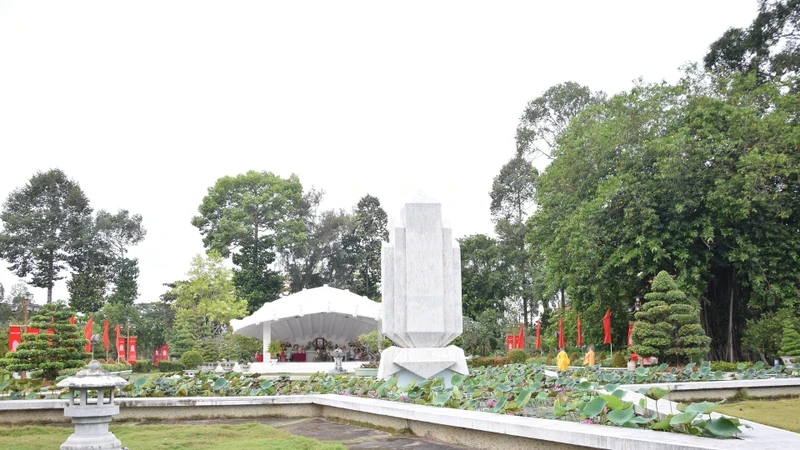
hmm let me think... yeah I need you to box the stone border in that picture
[620,377,800,401]
[1,394,799,449]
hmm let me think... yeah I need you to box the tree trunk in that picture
[727,282,735,363]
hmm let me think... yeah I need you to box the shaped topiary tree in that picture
[632,271,711,364]
[0,301,88,380]
[780,320,800,357]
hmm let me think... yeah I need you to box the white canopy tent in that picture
[231,285,382,359]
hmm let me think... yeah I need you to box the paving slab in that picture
[348,437,469,449]
[275,417,390,441]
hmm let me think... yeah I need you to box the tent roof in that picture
[231,285,381,344]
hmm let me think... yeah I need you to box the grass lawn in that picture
[0,422,346,450]
[716,397,800,434]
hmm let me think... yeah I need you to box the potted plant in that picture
[268,340,282,364]
[354,331,389,377]
[780,320,800,366]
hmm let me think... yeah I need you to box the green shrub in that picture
[545,352,554,365]
[181,351,203,369]
[467,356,508,367]
[133,361,153,373]
[507,349,528,363]
[597,351,606,361]
[569,352,578,362]
[158,361,185,372]
[611,351,627,368]
[781,320,800,356]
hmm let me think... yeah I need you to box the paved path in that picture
[155,417,469,449]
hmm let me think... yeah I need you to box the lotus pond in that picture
[4,361,800,439]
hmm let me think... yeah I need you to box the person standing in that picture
[583,345,595,366]
[557,348,570,371]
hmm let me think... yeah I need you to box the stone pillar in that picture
[378,200,468,386]
[262,322,272,360]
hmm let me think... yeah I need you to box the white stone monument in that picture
[377,199,468,386]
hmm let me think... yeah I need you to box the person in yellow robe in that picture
[583,346,595,366]
[556,348,570,371]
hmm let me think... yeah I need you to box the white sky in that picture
[0,1,757,305]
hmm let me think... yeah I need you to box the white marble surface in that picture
[381,202,462,349]
[4,394,799,449]
[378,346,468,380]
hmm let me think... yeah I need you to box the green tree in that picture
[528,69,800,360]
[459,234,508,320]
[192,171,305,311]
[105,258,140,306]
[781,320,800,356]
[0,301,87,379]
[632,271,710,363]
[705,0,800,81]
[515,81,605,160]
[742,309,799,360]
[172,252,247,330]
[344,195,388,300]
[490,155,538,326]
[0,169,93,303]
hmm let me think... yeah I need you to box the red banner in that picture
[535,321,541,350]
[27,328,39,335]
[8,326,21,352]
[627,323,635,347]
[161,344,169,361]
[115,324,124,361]
[558,316,565,348]
[603,308,612,344]
[517,323,524,349]
[577,315,583,346]
[153,349,160,366]
[84,317,93,353]
[506,335,514,350]
[103,319,109,353]
[127,337,137,363]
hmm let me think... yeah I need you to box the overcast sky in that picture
[0,1,757,306]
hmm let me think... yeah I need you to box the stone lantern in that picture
[56,360,129,450]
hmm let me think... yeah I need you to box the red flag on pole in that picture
[103,319,109,352]
[84,317,93,353]
[603,308,612,344]
[627,323,634,347]
[558,316,565,348]
[535,321,541,349]
[577,315,583,346]
[115,324,124,361]
[69,316,75,325]
[517,322,524,349]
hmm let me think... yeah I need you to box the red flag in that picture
[103,319,109,352]
[517,322,524,349]
[603,308,612,344]
[558,316,565,348]
[84,317,93,353]
[69,316,75,325]
[577,315,583,346]
[627,323,635,347]
[535,321,541,349]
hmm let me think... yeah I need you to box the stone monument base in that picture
[377,346,468,387]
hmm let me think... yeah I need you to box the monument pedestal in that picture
[378,346,467,387]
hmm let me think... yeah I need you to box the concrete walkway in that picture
[155,417,468,449]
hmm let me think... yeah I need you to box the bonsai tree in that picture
[180,350,203,369]
[632,271,710,364]
[356,331,390,368]
[780,320,800,357]
[0,301,88,380]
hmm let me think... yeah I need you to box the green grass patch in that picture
[0,423,345,450]
[716,397,800,433]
